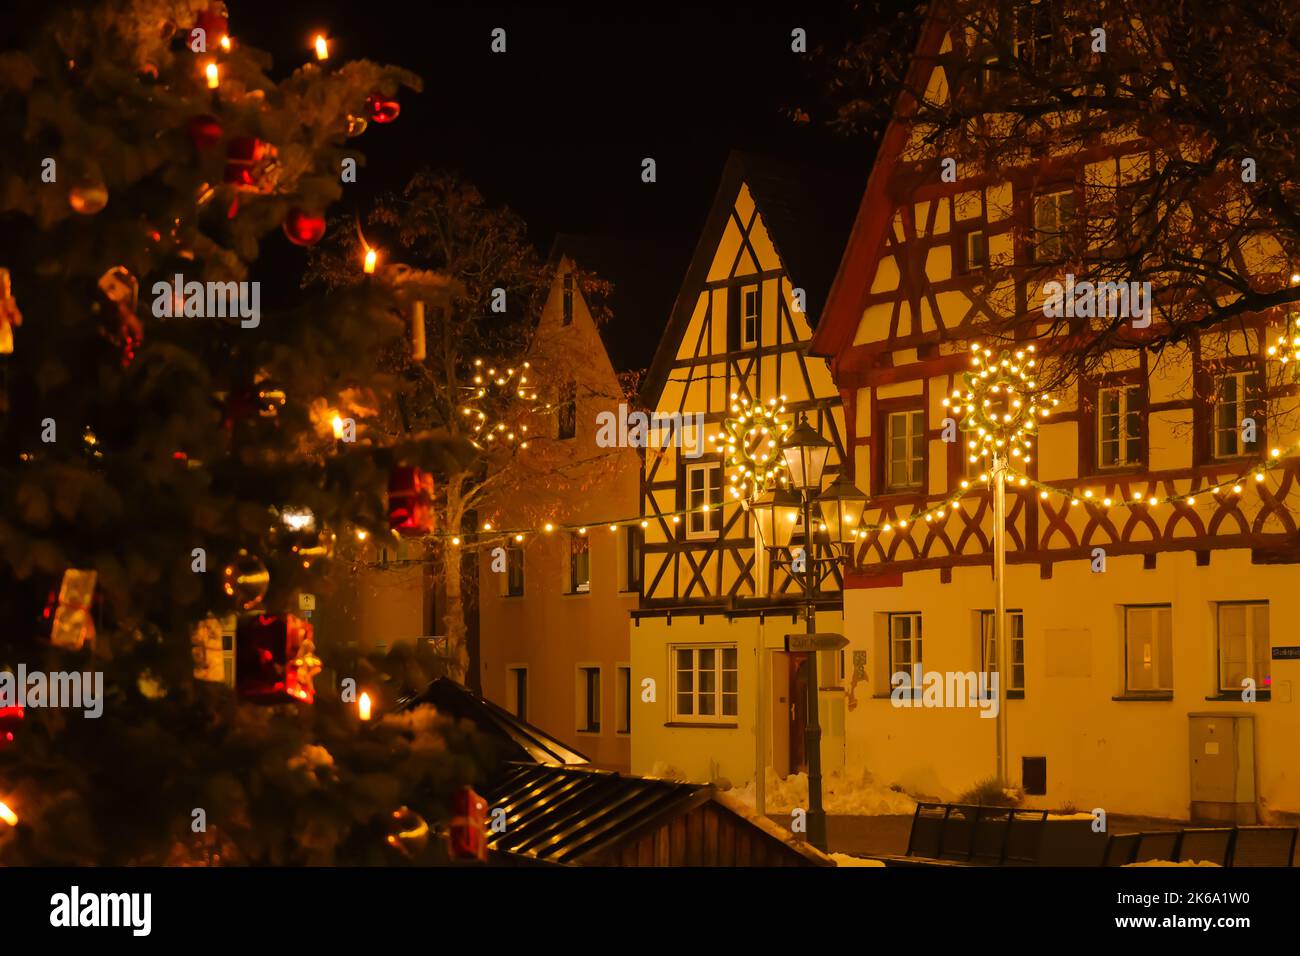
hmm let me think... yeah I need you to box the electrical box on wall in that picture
[1188,714,1257,824]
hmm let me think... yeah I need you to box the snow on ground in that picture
[829,853,887,867]
[1124,860,1222,867]
[734,768,917,816]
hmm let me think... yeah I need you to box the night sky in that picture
[236,0,880,339]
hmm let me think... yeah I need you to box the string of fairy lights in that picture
[382,337,1299,549]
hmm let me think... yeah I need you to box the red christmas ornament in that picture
[366,91,401,124]
[235,613,320,704]
[223,136,278,191]
[282,208,326,247]
[195,4,229,46]
[188,114,223,150]
[388,466,435,536]
[0,707,23,750]
[448,786,488,861]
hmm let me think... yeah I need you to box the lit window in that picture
[1097,384,1142,468]
[979,610,1025,693]
[1033,189,1075,262]
[741,285,759,348]
[569,534,590,593]
[685,462,721,538]
[885,409,926,491]
[1213,371,1263,459]
[1124,605,1172,694]
[1217,603,1270,696]
[672,645,738,722]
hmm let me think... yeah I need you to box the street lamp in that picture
[777,414,843,853]
[751,486,801,551]
[816,473,870,552]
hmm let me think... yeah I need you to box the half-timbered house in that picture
[811,5,1300,821]
[631,152,861,789]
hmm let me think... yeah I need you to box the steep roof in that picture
[638,150,864,408]
[547,233,681,375]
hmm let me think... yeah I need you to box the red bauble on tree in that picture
[388,466,435,536]
[366,91,401,124]
[0,707,23,750]
[188,114,223,150]
[235,613,320,704]
[282,208,326,246]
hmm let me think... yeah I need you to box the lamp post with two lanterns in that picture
[749,413,868,853]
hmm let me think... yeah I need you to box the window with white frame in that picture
[685,461,721,538]
[1097,383,1142,468]
[888,613,923,680]
[577,666,601,733]
[979,610,1025,693]
[1033,188,1075,262]
[740,285,759,348]
[963,229,988,272]
[885,409,926,491]
[1213,371,1264,459]
[671,645,738,722]
[1124,605,1173,694]
[1217,602,1270,696]
[616,665,632,734]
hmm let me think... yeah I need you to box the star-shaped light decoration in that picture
[459,359,547,451]
[943,343,1059,468]
[709,393,793,499]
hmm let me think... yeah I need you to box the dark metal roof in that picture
[482,763,833,866]
[400,678,589,768]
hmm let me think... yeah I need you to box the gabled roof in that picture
[482,763,833,866]
[400,677,589,769]
[638,150,865,408]
[547,233,680,374]
[808,5,949,364]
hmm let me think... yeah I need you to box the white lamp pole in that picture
[992,450,1009,787]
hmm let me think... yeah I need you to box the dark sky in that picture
[235,0,878,325]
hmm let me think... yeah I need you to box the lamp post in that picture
[779,415,834,852]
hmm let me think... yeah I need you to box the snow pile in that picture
[830,853,887,868]
[1124,860,1222,867]
[735,768,917,816]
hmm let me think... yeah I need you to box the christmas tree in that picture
[0,0,493,864]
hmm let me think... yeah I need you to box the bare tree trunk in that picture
[441,476,469,683]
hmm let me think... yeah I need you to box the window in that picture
[621,525,643,592]
[504,546,524,597]
[1114,178,1157,251]
[562,273,574,326]
[888,613,923,679]
[1097,383,1143,468]
[578,666,601,733]
[740,285,759,348]
[616,665,632,734]
[685,462,721,538]
[569,533,590,593]
[557,381,576,439]
[1212,370,1264,459]
[1217,602,1270,696]
[885,409,926,491]
[961,229,988,273]
[1013,0,1053,71]
[1033,188,1075,262]
[672,645,738,722]
[979,610,1026,693]
[1124,605,1173,694]
[506,666,528,720]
